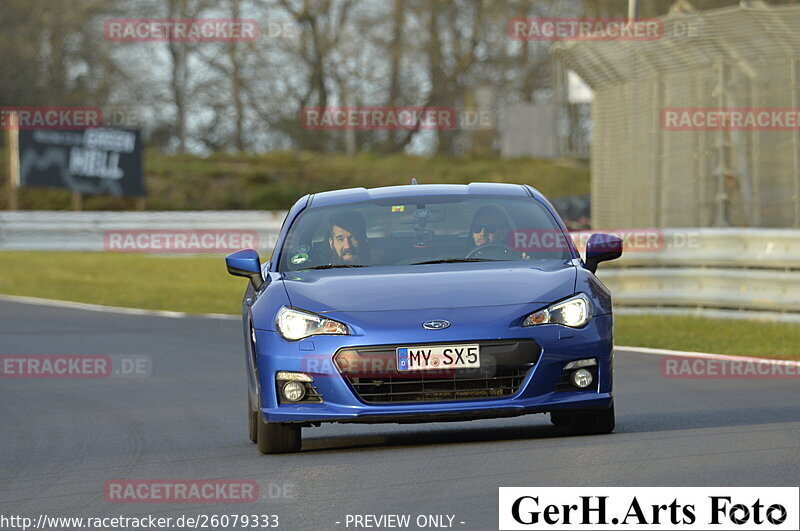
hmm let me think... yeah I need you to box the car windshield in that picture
[278,195,573,271]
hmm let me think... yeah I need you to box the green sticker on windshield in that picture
[291,253,309,265]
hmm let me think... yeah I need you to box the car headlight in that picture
[275,307,349,341]
[522,293,593,328]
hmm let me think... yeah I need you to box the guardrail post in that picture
[712,61,731,227]
[792,57,800,228]
[4,111,19,211]
[70,191,83,211]
[650,73,662,227]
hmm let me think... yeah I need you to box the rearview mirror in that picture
[226,249,264,290]
[584,233,622,273]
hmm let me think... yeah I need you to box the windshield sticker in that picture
[391,205,405,212]
[290,253,309,265]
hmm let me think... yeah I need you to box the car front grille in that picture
[334,339,541,404]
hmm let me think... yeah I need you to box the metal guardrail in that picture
[1,215,798,319]
[600,268,800,313]
[0,211,286,252]
[593,228,800,269]
[591,228,800,319]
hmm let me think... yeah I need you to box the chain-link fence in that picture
[554,4,800,229]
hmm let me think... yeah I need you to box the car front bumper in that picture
[253,313,614,425]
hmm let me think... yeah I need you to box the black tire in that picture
[553,401,615,435]
[248,397,258,444]
[256,414,302,454]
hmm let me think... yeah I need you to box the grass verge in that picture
[0,251,243,315]
[1,252,798,359]
[614,314,800,359]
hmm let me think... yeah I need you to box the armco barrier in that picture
[592,228,800,317]
[599,268,800,313]
[1,216,798,317]
[0,211,286,252]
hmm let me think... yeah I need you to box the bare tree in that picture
[229,0,245,151]
[419,0,482,155]
[385,0,406,148]
[240,0,361,151]
[166,0,190,152]
[0,0,120,107]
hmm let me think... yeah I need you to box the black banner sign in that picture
[18,128,144,197]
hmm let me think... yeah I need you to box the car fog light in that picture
[572,368,593,388]
[281,381,306,402]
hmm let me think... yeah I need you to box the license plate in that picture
[396,344,480,371]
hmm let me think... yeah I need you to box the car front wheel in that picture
[256,414,302,454]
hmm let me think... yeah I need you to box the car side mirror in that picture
[584,233,622,273]
[226,249,264,290]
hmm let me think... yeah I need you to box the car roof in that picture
[308,182,532,207]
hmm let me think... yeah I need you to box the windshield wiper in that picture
[298,264,369,270]
[410,258,500,265]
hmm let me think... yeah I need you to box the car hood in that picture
[279,261,577,313]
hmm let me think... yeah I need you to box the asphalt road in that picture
[2,299,799,531]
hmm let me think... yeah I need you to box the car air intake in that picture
[334,339,540,404]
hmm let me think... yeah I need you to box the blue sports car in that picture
[226,183,622,453]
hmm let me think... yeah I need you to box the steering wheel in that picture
[465,243,513,259]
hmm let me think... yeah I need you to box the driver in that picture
[470,205,510,249]
[328,211,370,265]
